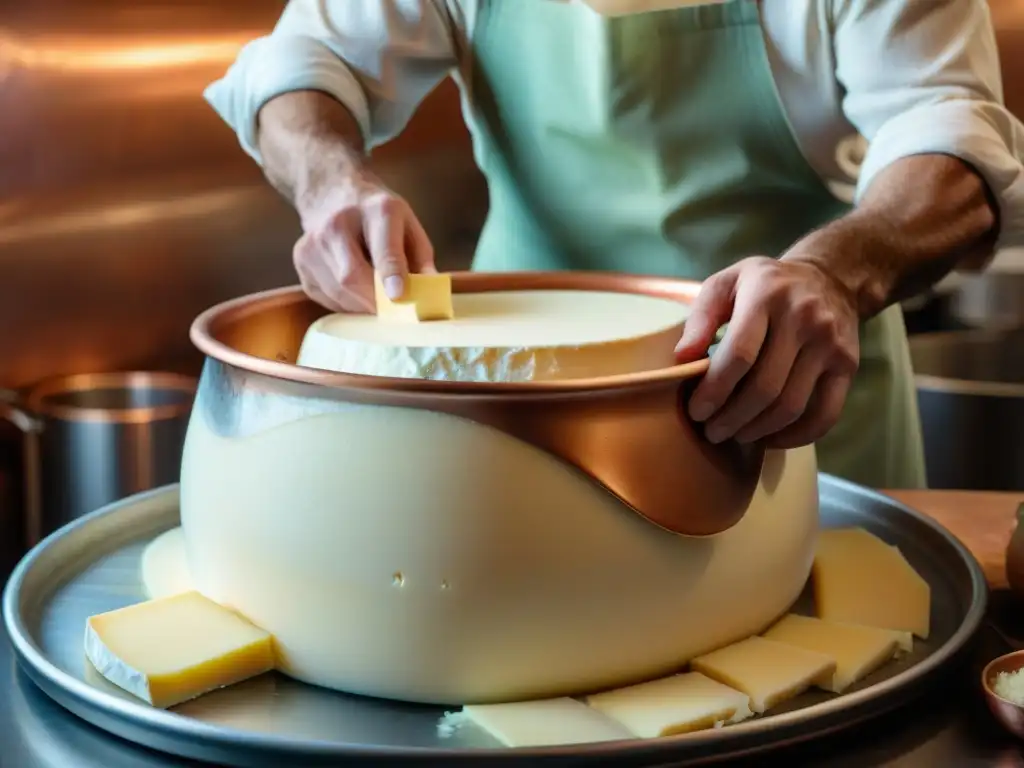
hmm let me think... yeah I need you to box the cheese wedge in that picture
[140,527,193,600]
[690,636,835,713]
[443,697,632,747]
[762,614,901,693]
[299,289,688,382]
[374,272,454,322]
[813,528,931,639]
[586,672,753,737]
[84,591,275,709]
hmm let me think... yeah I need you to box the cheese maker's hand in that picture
[294,173,436,313]
[675,256,860,449]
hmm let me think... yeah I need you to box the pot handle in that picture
[0,390,44,547]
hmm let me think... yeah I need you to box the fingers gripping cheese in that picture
[298,289,689,382]
[373,272,454,322]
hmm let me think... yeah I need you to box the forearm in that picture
[256,90,367,216]
[784,154,999,320]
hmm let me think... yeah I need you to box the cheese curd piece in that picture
[297,289,689,382]
[84,591,275,709]
[141,527,193,599]
[586,672,753,737]
[691,636,836,713]
[813,528,931,639]
[373,272,454,322]
[445,698,632,746]
[762,614,901,693]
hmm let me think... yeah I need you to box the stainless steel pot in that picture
[0,372,197,544]
[948,269,1024,331]
[910,328,1024,491]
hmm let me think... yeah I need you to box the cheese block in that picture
[84,591,275,709]
[297,289,689,382]
[762,614,902,693]
[586,672,753,737]
[140,527,193,600]
[445,698,632,747]
[813,528,931,639]
[374,272,454,322]
[690,636,835,713]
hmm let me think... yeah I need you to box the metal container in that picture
[0,372,197,544]
[910,328,1024,491]
[948,269,1024,331]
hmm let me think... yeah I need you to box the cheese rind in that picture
[813,528,931,639]
[690,636,835,713]
[453,697,632,746]
[586,672,753,738]
[298,289,688,382]
[140,527,193,600]
[84,591,275,709]
[762,614,900,693]
[374,272,454,322]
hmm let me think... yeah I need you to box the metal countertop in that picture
[2,579,1023,768]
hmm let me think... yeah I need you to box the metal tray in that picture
[2,478,987,767]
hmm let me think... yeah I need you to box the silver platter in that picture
[2,478,987,767]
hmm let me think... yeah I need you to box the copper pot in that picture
[188,271,764,537]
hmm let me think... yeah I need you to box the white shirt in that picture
[205,0,1024,251]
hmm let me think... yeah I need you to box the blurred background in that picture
[1,1,1023,570]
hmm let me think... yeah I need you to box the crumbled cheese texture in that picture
[994,669,1024,704]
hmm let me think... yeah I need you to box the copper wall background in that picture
[0,0,487,393]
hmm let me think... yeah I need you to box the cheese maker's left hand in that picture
[675,257,860,449]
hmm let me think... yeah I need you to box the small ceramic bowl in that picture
[982,649,1024,737]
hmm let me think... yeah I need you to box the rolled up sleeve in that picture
[203,0,458,163]
[834,0,1024,251]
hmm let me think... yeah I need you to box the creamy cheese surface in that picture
[297,289,689,382]
[180,394,819,705]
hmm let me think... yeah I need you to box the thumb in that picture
[675,272,736,362]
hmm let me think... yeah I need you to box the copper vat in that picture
[188,272,765,537]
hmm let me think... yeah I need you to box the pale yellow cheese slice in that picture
[299,289,689,382]
[690,636,835,713]
[374,272,454,322]
[762,614,901,693]
[585,672,753,737]
[447,697,632,747]
[84,591,275,709]
[813,528,931,639]
[140,527,193,600]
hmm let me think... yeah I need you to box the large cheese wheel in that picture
[180,398,819,704]
[297,290,689,381]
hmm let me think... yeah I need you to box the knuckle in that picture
[750,374,785,405]
[835,350,859,375]
[325,207,359,233]
[364,193,404,217]
[775,391,807,425]
[726,344,759,371]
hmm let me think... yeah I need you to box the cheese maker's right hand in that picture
[293,176,437,313]
[256,91,437,314]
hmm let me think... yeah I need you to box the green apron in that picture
[459,0,926,489]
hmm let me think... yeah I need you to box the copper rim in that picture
[190,271,709,396]
[25,372,197,424]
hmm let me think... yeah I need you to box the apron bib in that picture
[459,0,926,488]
